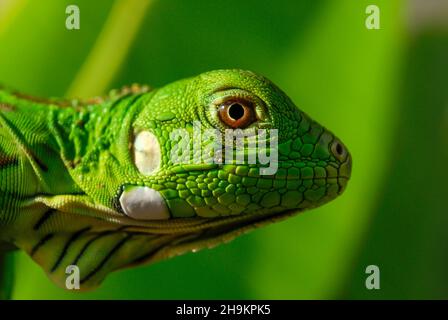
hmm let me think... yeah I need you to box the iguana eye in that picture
[218,100,255,128]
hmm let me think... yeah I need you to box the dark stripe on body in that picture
[50,227,91,273]
[31,153,48,172]
[81,234,132,284]
[0,155,18,168]
[72,226,127,265]
[30,233,54,256]
[33,209,56,230]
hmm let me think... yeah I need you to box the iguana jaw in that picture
[122,207,306,269]
[117,169,351,267]
[124,181,351,268]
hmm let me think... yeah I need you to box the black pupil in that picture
[336,143,344,155]
[228,103,245,120]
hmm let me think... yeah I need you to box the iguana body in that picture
[0,69,351,290]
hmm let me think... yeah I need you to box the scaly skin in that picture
[0,70,351,290]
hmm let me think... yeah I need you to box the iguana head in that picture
[120,69,352,220]
[6,69,351,290]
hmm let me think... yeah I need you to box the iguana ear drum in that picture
[133,130,161,175]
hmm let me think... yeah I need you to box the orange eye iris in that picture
[218,101,255,128]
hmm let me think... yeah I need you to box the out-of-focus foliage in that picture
[0,0,445,299]
[344,33,448,299]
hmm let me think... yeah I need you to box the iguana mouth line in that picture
[118,206,301,235]
[161,172,346,181]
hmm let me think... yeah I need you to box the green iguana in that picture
[0,69,351,291]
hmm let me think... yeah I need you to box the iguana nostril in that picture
[335,143,343,155]
[331,139,347,161]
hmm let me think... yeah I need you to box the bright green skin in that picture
[0,69,351,290]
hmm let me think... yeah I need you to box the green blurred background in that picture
[0,0,447,299]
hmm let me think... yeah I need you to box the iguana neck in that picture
[50,95,138,166]
[48,92,154,208]
[0,89,151,200]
